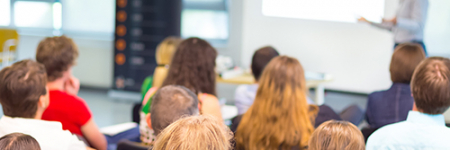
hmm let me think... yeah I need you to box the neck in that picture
[47,78,65,91]
[34,111,43,120]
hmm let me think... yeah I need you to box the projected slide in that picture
[262,0,385,23]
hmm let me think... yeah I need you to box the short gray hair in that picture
[150,85,199,135]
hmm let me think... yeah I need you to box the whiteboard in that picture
[262,0,385,23]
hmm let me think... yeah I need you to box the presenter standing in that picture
[359,0,429,56]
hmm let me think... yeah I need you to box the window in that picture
[0,0,10,26]
[2,0,230,41]
[14,1,53,28]
[182,0,229,42]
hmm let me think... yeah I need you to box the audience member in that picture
[0,60,90,150]
[139,37,222,144]
[309,120,365,150]
[366,43,426,129]
[153,115,233,150]
[233,46,362,127]
[367,57,450,149]
[0,133,41,150]
[36,36,106,150]
[234,46,279,115]
[234,56,318,150]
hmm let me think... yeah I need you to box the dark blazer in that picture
[366,83,414,129]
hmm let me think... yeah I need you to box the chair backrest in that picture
[0,29,19,67]
[117,140,151,150]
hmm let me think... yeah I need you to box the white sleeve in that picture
[67,135,88,150]
[396,0,429,32]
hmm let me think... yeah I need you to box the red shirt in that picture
[42,90,92,136]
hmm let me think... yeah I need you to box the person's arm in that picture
[358,17,394,31]
[81,118,107,150]
[396,0,429,32]
[198,94,223,121]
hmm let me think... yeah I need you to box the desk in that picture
[217,72,332,105]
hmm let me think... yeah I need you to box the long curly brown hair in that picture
[161,37,218,96]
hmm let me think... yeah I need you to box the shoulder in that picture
[367,122,409,145]
[50,90,88,107]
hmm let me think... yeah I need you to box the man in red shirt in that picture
[36,36,107,150]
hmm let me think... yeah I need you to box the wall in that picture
[240,0,450,93]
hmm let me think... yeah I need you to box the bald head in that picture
[150,85,199,135]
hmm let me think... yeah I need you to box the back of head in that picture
[0,60,47,118]
[153,115,232,150]
[251,46,279,81]
[411,57,450,114]
[0,133,41,150]
[36,35,78,82]
[309,120,365,150]
[153,37,183,87]
[236,56,317,150]
[162,37,218,95]
[150,85,199,135]
[390,43,426,83]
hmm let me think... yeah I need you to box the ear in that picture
[38,87,50,109]
[146,113,152,129]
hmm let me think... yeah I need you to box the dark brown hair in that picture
[390,43,426,83]
[251,46,279,81]
[0,133,41,150]
[36,35,78,82]
[0,60,47,118]
[411,57,450,114]
[162,37,218,95]
[151,85,199,135]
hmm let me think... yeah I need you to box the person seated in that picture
[309,120,365,150]
[0,60,91,150]
[367,57,450,149]
[133,37,182,125]
[153,115,233,150]
[144,85,221,147]
[0,133,41,150]
[233,46,363,127]
[366,43,426,129]
[234,46,280,115]
[234,56,318,150]
[139,37,221,144]
[35,36,106,150]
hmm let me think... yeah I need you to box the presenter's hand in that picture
[64,76,80,96]
[198,93,223,121]
[358,17,369,23]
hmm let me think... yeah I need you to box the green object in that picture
[141,76,154,114]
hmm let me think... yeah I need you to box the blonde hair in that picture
[309,120,365,150]
[153,37,182,87]
[153,115,233,150]
[235,56,318,150]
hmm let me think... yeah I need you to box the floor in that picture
[0,83,369,128]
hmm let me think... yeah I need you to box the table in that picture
[217,72,333,105]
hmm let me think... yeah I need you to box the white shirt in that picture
[371,0,429,43]
[0,116,86,150]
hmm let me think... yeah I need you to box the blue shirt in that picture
[371,0,429,43]
[366,83,414,129]
[367,111,450,150]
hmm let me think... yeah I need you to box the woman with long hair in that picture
[140,37,221,145]
[235,56,318,150]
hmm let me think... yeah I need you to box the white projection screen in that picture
[262,0,385,23]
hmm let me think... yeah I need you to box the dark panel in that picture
[113,0,182,92]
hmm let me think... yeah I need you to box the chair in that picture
[116,140,151,150]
